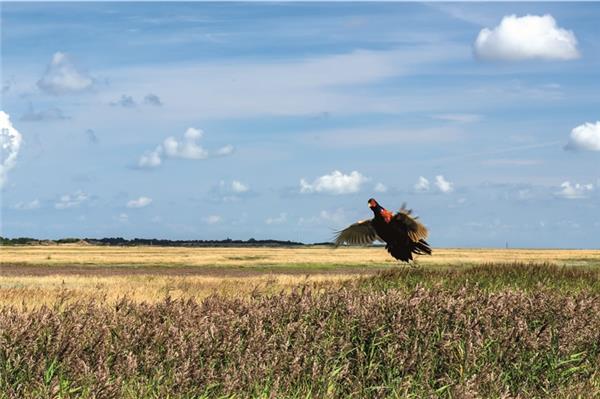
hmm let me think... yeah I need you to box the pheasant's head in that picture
[369,198,392,222]
[368,198,378,209]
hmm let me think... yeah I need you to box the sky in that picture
[1,2,599,247]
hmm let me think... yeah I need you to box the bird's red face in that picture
[368,198,378,209]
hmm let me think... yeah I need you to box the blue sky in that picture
[1,2,599,247]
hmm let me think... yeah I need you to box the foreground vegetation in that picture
[1,261,599,398]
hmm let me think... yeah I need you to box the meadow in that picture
[1,245,599,398]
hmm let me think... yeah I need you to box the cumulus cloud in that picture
[300,170,368,195]
[565,121,600,151]
[55,190,89,209]
[13,199,41,210]
[415,175,454,194]
[144,93,163,106]
[138,146,163,168]
[138,127,232,168]
[37,52,94,95]
[231,180,249,193]
[414,176,430,192]
[374,182,387,193]
[0,111,23,188]
[215,144,234,156]
[126,196,153,208]
[435,175,454,193]
[474,14,579,61]
[20,103,69,122]
[556,181,594,199]
[164,128,208,159]
[208,180,252,202]
[203,215,221,224]
[265,213,287,225]
[110,94,136,108]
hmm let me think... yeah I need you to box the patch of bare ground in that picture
[0,262,390,277]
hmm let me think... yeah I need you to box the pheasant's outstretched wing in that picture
[334,220,379,247]
[393,206,428,242]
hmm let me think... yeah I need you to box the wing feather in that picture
[393,209,428,243]
[334,220,379,247]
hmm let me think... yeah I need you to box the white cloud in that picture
[556,181,594,199]
[374,182,387,193]
[231,180,249,193]
[265,213,287,225]
[300,170,368,195]
[565,121,600,151]
[435,175,454,193]
[126,196,153,208]
[215,144,234,156]
[474,15,579,61]
[117,213,129,223]
[209,180,252,202]
[0,111,23,188]
[414,176,430,192]
[164,128,208,159]
[138,146,163,168]
[55,190,89,209]
[37,52,94,95]
[415,175,454,194]
[203,215,221,224]
[138,127,232,168]
[183,127,202,141]
[13,199,40,210]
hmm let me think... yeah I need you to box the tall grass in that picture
[357,262,600,294]
[1,263,599,398]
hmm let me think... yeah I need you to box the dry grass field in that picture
[4,244,600,268]
[1,245,600,397]
[1,245,599,306]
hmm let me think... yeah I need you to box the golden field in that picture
[1,245,599,306]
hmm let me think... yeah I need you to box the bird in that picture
[334,198,432,262]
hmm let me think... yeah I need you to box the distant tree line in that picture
[0,236,306,247]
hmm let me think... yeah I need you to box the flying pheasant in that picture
[334,198,432,262]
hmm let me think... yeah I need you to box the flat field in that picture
[1,245,599,398]
[2,245,599,305]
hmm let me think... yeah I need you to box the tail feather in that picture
[386,239,432,262]
[413,239,432,256]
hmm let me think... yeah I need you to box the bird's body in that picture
[334,199,432,262]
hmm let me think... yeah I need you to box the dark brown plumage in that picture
[334,198,432,262]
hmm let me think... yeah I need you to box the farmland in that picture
[1,245,600,397]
